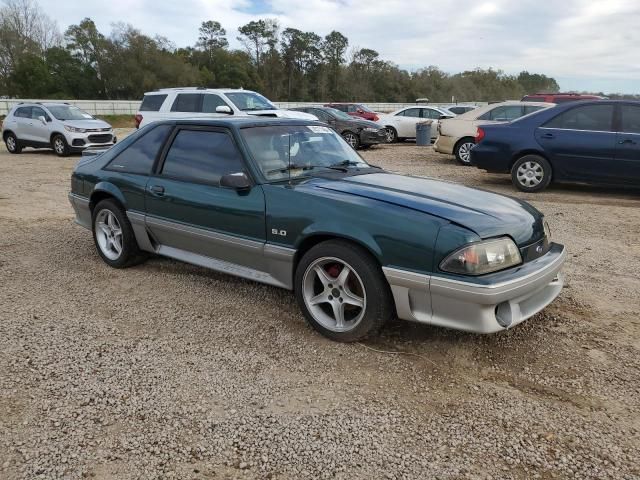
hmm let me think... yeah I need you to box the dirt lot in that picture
[0,134,639,480]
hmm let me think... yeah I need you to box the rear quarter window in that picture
[140,94,168,112]
[105,124,173,175]
[171,94,202,113]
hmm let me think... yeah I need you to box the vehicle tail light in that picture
[134,114,143,129]
[373,114,379,121]
[475,127,485,143]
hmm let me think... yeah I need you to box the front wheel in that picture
[342,131,360,149]
[52,134,70,157]
[511,155,552,192]
[92,199,147,268]
[295,240,393,342]
[4,133,21,154]
[384,127,397,143]
[454,138,475,165]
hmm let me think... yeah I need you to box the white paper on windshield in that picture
[307,126,332,134]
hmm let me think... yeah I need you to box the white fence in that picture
[0,99,487,116]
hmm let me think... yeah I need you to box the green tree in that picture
[322,31,347,98]
[237,19,278,68]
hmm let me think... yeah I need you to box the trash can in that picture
[416,120,433,146]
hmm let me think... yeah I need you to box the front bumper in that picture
[359,129,387,145]
[66,131,116,150]
[433,134,456,154]
[383,243,566,333]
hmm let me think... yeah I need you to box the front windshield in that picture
[225,92,276,111]
[241,125,371,181]
[325,107,352,120]
[47,105,94,121]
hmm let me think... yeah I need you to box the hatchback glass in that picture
[225,92,276,111]
[47,105,94,121]
[241,125,370,181]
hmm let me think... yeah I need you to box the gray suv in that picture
[2,103,116,156]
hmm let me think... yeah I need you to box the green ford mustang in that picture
[69,118,566,342]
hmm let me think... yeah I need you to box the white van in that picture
[135,87,316,128]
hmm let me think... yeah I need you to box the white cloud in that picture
[35,0,640,92]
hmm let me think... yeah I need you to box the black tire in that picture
[342,131,360,149]
[52,134,70,157]
[454,137,475,165]
[294,239,394,342]
[91,199,147,268]
[511,155,552,193]
[4,132,22,154]
[384,126,398,143]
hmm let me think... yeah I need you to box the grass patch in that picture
[96,115,135,128]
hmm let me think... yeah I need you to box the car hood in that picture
[63,119,112,130]
[314,173,543,246]
[248,110,318,120]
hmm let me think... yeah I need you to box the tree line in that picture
[0,0,582,103]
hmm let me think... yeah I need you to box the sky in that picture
[36,0,640,94]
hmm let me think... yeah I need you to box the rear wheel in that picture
[295,240,393,342]
[92,199,147,268]
[342,131,360,149]
[52,134,70,157]
[511,155,552,192]
[4,132,21,154]
[454,137,475,165]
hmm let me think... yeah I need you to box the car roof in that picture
[14,102,71,107]
[143,87,255,95]
[151,117,325,129]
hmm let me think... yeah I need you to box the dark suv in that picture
[522,93,604,104]
[324,103,379,122]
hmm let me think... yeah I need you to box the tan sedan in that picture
[434,101,554,165]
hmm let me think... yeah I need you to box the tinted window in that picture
[524,105,545,115]
[31,107,48,120]
[106,125,172,174]
[400,108,421,118]
[311,109,331,122]
[161,130,244,184]
[14,107,31,118]
[479,105,523,121]
[545,104,613,131]
[140,94,167,112]
[171,94,202,113]
[422,109,440,119]
[346,105,357,113]
[202,94,228,113]
[331,105,347,112]
[620,105,640,134]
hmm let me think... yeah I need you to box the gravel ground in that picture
[0,134,639,480]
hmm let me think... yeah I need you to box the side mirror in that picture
[220,172,251,190]
[356,109,363,114]
[38,115,47,124]
[215,105,233,114]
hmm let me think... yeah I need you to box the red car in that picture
[324,103,379,122]
[521,93,604,104]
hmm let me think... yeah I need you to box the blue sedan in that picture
[471,100,640,192]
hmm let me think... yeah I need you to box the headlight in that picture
[363,127,379,132]
[544,220,551,240]
[440,237,522,276]
[64,125,86,133]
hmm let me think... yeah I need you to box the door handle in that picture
[541,133,555,139]
[149,185,165,196]
[619,139,636,145]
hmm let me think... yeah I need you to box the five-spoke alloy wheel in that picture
[455,138,475,165]
[295,239,393,342]
[5,133,21,154]
[52,134,70,157]
[91,199,147,268]
[342,131,360,149]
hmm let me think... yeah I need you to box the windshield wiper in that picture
[266,163,348,176]
[329,160,377,169]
